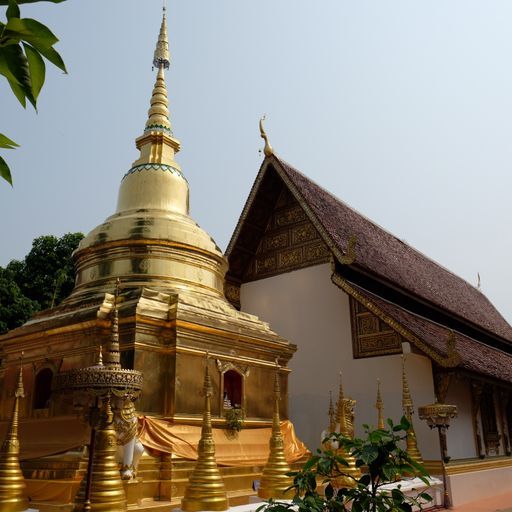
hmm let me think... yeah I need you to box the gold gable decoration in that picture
[349,296,403,358]
[244,186,330,282]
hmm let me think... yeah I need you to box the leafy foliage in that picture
[0,266,38,333]
[225,407,245,432]
[259,417,432,512]
[0,232,83,333]
[0,0,66,185]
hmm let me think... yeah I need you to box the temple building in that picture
[225,148,512,506]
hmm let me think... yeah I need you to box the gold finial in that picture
[153,6,170,70]
[0,355,29,511]
[401,355,413,415]
[328,390,336,433]
[104,279,121,368]
[15,353,24,400]
[182,357,228,511]
[259,115,274,157]
[96,344,103,366]
[401,355,423,464]
[258,363,293,500]
[335,371,344,426]
[376,378,385,430]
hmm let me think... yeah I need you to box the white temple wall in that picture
[240,263,438,458]
[445,378,477,460]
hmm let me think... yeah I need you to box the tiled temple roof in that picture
[227,154,512,382]
[274,156,512,343]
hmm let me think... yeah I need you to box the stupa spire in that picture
[132,7,181,169]
[376,378,385,430]
[153,6,170,70]
[181,353,228,511]
[258,362,293,499]
[0,355,29,512]
[104,278,121,368]
[401,355,423,464]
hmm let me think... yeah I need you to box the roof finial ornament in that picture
[259,115,274,157]
[477,272,481,289]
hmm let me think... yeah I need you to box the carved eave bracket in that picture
[331,273,461,369]
[433,368,455,404]
[444,330,461,366]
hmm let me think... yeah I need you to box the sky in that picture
[2,1,512,323]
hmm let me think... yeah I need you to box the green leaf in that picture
[29,39,65,72]
[22,42,45,98]
[351,501,362,512]
[391,488,404,504]
[419,492,432,501]
[358,474,371,486]
[6,0,20,19]
[382,462,397,481]
[0,133,19,149]
[4,17,59,47]
[0,44,35,107]
[0,155,13,185]
[302,455,320,471]
[360,445,378,465]
[399,416,411,431]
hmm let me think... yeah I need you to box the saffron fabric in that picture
[138,417,309,467]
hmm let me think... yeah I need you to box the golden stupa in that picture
[0,7,301,510]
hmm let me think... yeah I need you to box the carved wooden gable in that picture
[243,186,330,282]
[350,296,403,358]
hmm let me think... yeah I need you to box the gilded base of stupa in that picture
[13,418,308,511]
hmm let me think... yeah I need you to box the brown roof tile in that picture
[351,282,512,383]
[273,156,512,343]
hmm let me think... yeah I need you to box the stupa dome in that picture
[65,12,227,304]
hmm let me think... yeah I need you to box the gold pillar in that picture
[333,373,360,488]
[402,355,423,464]
[0,360,29,512]
[181,356,228,512]
[376,378,385,430]
[258,365,293,500]
[74,397,127,512]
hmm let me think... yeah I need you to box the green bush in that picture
[259,416,432,512]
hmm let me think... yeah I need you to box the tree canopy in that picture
[0,0,67,185]
[0,232,83,333]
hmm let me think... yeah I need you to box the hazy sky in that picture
[2,1,512,323]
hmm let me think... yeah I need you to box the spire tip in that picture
[153,7,170,70]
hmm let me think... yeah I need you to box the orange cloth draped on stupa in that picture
[138,417,309,466]
[0,416,89,461]
[0,415,308,467]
